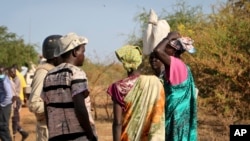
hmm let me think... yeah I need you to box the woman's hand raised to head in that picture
[165,31,181,41]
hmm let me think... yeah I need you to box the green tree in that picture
[0,26,38,68]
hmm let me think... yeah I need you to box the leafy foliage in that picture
[129,0,250,119]
[0,26,39,68]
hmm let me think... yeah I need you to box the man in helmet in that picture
[42,32,97,141]
[28,35,62,141]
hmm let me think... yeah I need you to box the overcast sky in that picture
[1,0,226,63]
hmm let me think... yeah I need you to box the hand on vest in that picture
[35,112,46,122]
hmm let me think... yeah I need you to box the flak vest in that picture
[43,68,84,139]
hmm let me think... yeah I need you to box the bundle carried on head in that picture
[166,31,196,54]
[143,9,170,55]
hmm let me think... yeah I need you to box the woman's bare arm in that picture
[154,37,171,66]
[154,31,181,66]
[112,100,123,141]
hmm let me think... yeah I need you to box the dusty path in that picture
[13,99,247,141]
[15,107,223,141]
[13,107,112,141]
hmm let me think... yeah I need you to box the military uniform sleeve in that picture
[28,69,48,114]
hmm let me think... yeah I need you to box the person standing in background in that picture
[42,32,97,141]
[0,65,13,141]
[8,66,19,140]
[8,67,29,141]
[12,64,27,106]
[154,31,197,141]
[28,34,63,141]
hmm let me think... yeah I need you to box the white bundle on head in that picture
[143,9,170,55]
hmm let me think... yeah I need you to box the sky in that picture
[1,0,225,64]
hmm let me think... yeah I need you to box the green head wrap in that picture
[115,45,142,72]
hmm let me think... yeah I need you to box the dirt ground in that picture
[11,95,248,141]
[12,107,112,141]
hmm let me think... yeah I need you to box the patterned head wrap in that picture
[169,37,196,54]
[115,45,142,72]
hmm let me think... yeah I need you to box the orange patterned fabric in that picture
[121,75,165,141]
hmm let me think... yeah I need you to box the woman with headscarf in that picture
[154,31,197,141]
[107,45,165,141]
